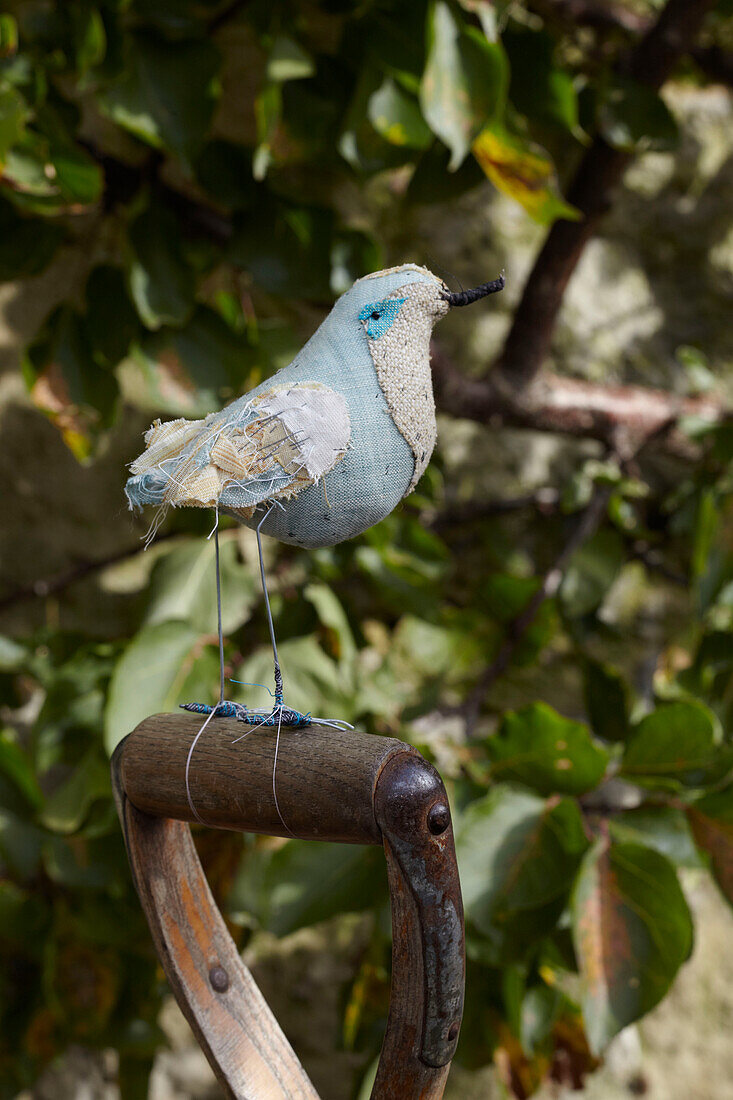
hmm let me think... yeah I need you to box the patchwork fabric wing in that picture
[126,382,351,522]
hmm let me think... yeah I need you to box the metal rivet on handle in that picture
[209,965,230,992]
[427,803,450,835]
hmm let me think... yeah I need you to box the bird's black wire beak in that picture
[441,273,505,307]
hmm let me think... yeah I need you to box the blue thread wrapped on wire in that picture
[180,700,312,728]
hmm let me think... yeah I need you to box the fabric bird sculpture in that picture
[126,263,504,735]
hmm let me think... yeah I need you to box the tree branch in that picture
[432,345,729,455]
[495,0,719,391]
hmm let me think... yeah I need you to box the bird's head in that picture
[346,263,504,490]
[352,263,504,367]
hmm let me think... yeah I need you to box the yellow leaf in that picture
[30,363,94,461]
[472,126,580,225]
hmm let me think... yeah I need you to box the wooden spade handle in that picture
[112,713,465,1100]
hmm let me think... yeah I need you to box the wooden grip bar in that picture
[112,713,465,1100]
[119,712,408,843]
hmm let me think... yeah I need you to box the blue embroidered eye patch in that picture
[358,297,406,339]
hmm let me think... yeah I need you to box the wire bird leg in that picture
[179,502,314,728]
[180,504,352,730]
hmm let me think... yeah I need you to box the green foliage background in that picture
[0,1,732,1097]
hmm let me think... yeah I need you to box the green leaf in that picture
[2,125,102,212]
[41,750,111,834]
[231,841,385,936]
[43,834,119,889]
[304,583,357,669]
[145,536,256,635]
[420,1,507,169]
[482,573,557,666]
[127,203,196,329]
[0,14,18,57]
[194,140,255,210]
[582,659,631,743]
[457,0,503,41]
[598,78,679,153]
[100,32,220,160]
[521,983,563,1055]
[330,228,383,296]
[687,784,733,906]
[487,703,609,796]
[0,202,62,282]
[677,345,716,396]
[266,35,315,83]
[457,787,588,960]
[692,487,718,584]
[0,811,44,880]
[621,701,733,790]
[0,635,26,672]
[571,839,693,1053]
[130,307,248,414]
[407,140,486,203]
[104,621,213,753]
[252,80,280,179]
[368,77,432,149]
[504,27,581,135]
[472,124,579,225]
[393,615,481,680]
[339,66,416,175]
[229,203,334,300]
[73,6,106,74]
[608,806,702,869]
[560,528,624,618]
[0,83,27,162]
[50,142,103,205]
[678,629,733,702]
[0,733,42,815]
[85,265,141,367]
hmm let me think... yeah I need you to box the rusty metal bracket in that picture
[112,712,465,1100]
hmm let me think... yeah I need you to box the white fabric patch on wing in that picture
[253,384,351,481]
[125,380,351,520]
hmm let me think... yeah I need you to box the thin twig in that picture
[429,489,561,529]
[628,541,688,587]
[207,0,249,35]
[0,532,174,614]
[462,486,613,736]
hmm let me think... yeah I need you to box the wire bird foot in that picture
[180,700,312,728]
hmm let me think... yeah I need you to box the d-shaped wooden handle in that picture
[112,713,465,1100]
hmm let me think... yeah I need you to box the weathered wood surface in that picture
[113,715,465,1100]
[121,712,411,842]
[371,753,464,1099]
[111,745,319,1100]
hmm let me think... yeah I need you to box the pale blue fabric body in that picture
[218,267,441,548]
[125,268,442,548]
